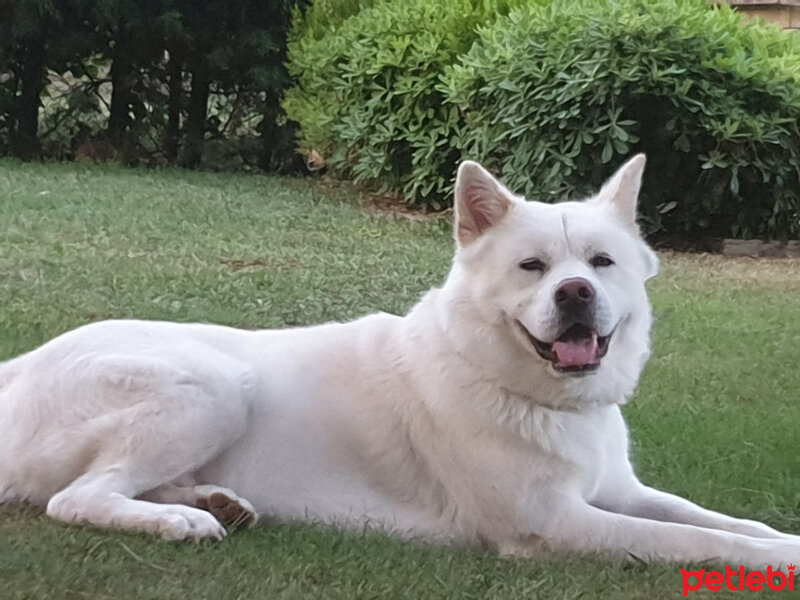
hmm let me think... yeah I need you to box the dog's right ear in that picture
[454,161,514,247]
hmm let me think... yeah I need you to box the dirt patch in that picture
[721,239,800,259]
[360,192,444,222]
[659,250,800,289]
[219,257,302,271]
[311,177,444,222]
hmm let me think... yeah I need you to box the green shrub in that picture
[444,0,800,238]
[290,0,384,42]
[284,0,528,207]
[286,0,800,239]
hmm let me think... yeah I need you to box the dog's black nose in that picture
[555,278,595,307]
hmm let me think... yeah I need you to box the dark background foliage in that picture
[0,0,306,172]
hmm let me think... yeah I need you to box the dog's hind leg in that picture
[42,353,255,540]
[47,470,228,540]
[140,483,257,529]
[45,403,249,541]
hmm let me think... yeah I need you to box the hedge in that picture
[286,0,800,239]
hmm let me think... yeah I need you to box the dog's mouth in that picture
[518,322,612,373]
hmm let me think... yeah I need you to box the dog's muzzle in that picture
[518,277,612,373]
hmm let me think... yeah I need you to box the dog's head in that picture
[445,156,658,409]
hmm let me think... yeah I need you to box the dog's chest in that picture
[493,403,623,502]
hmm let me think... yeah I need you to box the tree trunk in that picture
[164,47,183,163]
[107,43,134,150]
[258,94,281,171]
[181,62,210,168]
[11,32,46,160]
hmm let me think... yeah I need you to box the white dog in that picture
[1,156,798,569]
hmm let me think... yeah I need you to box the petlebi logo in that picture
[681,565,796,596]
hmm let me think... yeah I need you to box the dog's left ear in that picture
[593,154,659,279]
[454,161,515,246]
[591,154,646,231]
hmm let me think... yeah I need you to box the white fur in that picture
[1,156,799,567]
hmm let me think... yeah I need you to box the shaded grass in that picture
[2,159,800,598]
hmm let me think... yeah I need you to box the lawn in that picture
[1,160,800,599]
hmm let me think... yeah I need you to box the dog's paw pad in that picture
[198,492,256,529]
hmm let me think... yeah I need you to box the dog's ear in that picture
[454,161,514,246]
[592,154,646,231]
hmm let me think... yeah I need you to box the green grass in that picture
[2,159,800,599]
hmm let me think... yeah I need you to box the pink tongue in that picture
[552,336,599,367]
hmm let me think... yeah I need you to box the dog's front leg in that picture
[513,496,800,569]
[597,482,800,542]
[590,459,799,541]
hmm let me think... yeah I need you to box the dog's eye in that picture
[590,254,614,268]
[519,258,546,272]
